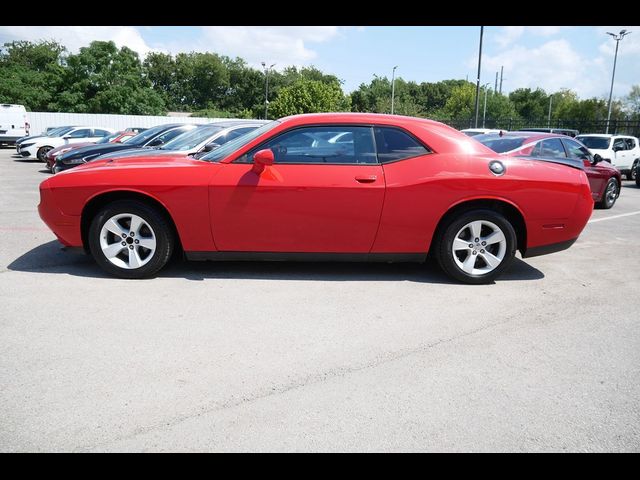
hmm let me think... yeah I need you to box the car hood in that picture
[61,154,206,174]
[58,143,146,161]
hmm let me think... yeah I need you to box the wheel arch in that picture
[80,190,183,254]
[431,197,528,255]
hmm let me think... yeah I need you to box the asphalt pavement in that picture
[0,148,638,452]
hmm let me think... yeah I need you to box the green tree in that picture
[0,40,67,110]
[509,88,549,119]
[268,78,350,118]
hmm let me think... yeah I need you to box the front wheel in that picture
[37,146,53,162]
[630,160,638,181]
[596,178,619,209]
[434,209,517,284]
[88,200,174,278]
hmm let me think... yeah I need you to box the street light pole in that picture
[262,62,276,120]
[482,83,490,128]
[547,94,553,128]
[391,65,398,115]
[605,29,631,134]
[473,26,484,128]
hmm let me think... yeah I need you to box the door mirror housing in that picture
[592,153,603,165]
[202,142,220,153]
[252,148,274,174]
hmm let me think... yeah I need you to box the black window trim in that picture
[230,123,433,166]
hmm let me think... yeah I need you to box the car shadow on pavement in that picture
[7,240,545,284]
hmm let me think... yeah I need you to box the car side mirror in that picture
[148,138,164,147]
[252,148,274,174]
[202,142,221,153]
[593,153,603,165]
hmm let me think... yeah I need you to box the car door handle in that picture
[355,175,377,183]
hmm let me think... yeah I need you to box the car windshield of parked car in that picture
[474,135,528,153]
[160,125,226,151]
[47,126,74,137]
[97,131,123,144]
[576,136,611,150]
[125,125,181,147]
[201,121,280,162]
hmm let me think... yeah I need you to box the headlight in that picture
[21,143,34,149]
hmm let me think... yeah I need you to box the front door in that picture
[209,125,385,253]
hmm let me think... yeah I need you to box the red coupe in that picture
[38,113,594,284]
[475,132,622,209]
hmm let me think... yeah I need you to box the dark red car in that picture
[38,113,594,284]
[475,132,622,209]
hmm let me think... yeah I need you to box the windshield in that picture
[161,124,225,151]
[126,124,182,146]
[474,135,528,153]
[47,126,74,137]
[576,136,611,150]
[201,121,280,162]
[97,131,123,144]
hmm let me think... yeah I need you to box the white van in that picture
[0,104,30,146]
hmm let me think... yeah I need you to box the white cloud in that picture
[198,26,341,69]
[596,26,640,56]
[479,39,610,98]
[0,26,155,57]
[493,26,568,48]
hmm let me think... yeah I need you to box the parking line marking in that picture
[588,211,640,223]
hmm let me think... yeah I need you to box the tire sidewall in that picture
[37,146,52,162]
[599,178,619,209]
[437,209,517,284]
[88,200,173,279]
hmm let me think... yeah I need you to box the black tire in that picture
[595,178,619,209]
[88,200,174,279]
[631,160,638,181]
[36,146,53,162]
[434,209,517,285]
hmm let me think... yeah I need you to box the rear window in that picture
[474,135,528,154]
[576,136,610,150]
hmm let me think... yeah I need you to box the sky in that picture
[1,26,638,99]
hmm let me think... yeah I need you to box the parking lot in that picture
[0,147,638,452]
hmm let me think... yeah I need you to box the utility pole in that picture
[605,30,631,134]
[391,65,398,115]
[499,66,504,95]
[482,83,490,128]
[495,71,498,93]
[547,94,553,128]
[261,62,276,120]
[473,26,484,128]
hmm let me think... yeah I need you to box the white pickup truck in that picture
[576,134,640,181]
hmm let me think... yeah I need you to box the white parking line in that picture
[588,211,640,223]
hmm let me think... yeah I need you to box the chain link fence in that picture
[438,118,640,137]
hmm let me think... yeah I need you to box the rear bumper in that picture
[522,238,577,258]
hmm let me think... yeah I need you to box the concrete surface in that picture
[0,147,638,452]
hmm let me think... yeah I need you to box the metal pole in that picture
[262,62,275,120]
[391,66,398,115]
[473,26,484,128]
[482,84,489,128]
[499,66,503,94]
[495,71,498,93]
[547,95,553,128]
[606,38,621,134]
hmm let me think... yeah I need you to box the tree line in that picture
[1,40,639,124]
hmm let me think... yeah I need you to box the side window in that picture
[624,138,636,150]
[373,127,430,163]
[613,138,626,151]
[236,126,377,164]
[563,139,592,161]
[66,128,92,138]
[94,129,111,137]
[532,138,566,158]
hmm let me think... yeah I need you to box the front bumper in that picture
[38,183,82,247]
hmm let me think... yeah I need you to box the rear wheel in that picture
[596,178,619,209]
[36,146,53,162]
[88,200,174,278]
[630,160,638,181]
[434,209,517,284]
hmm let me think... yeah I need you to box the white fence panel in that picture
[27,112,247,135]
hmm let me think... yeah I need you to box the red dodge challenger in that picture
[38,113,594,284]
